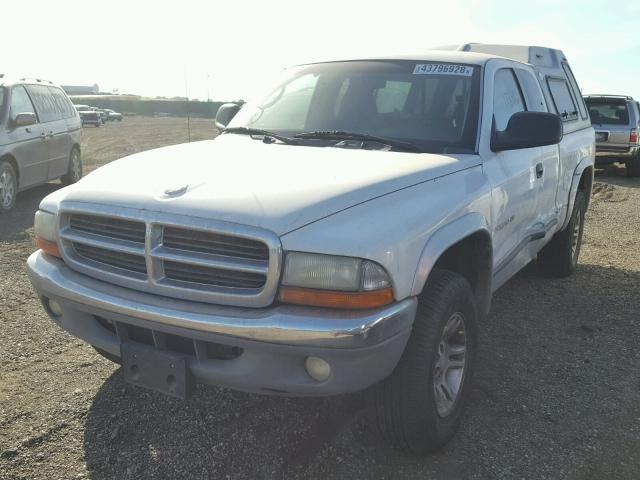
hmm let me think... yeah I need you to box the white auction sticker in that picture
[413,64,474,76]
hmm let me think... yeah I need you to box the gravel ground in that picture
[1,120,639,479]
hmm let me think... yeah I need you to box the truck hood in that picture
[52,134,480,235]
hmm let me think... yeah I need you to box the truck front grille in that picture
[58,207,281,307]
[70,214,146,243]
[163,226,268,261]
[163,261,266,289]
[73,243,147,275]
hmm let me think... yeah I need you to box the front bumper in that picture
[27,251,417,396]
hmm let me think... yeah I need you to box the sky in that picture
[4,0,639,102]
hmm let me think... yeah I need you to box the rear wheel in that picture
[61,148,82,185]
[370,269,478,454]
[538,189,586,277]
[0,160,18,213]
[626,151,640,177]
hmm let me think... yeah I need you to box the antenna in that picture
[184,68,191,143]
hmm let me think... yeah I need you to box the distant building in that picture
[62,84,100,95]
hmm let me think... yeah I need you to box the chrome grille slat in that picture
[61,229,145,256]
[69,214,145,243]
[151,246,268,275]
[163,226,269,260]
[74,243,147,274]
[163,261,266,289]
[58,206,282,308]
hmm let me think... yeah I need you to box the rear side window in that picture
[561,63,588,120]
[585,99,629,125]
[10,86,37,118]
[25,84,59,122]
[48,86,76,119]
[514,69,547,112]
[493,69,525,131]
[547,78,578,121]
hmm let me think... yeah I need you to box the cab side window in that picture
[514,69,547,113]
[493,69,525,131]
[10,86,37,119]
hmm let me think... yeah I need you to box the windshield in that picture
[585,98,630,125]
[228,60,481,153]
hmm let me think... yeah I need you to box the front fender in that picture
[410,212,491,296]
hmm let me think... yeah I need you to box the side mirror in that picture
[12,112,37,128]
[491,111,563,152]
[215,103,241,130]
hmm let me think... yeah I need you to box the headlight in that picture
[279,252,393,309]
[34,210,61,258]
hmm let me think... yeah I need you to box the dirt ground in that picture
[1,117,639,479]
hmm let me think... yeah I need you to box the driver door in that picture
[5,85,48,189]
[481,65,543,288]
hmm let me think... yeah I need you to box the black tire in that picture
[93,346,121,365]
[61,148,82,186]
[370,269,478,454]
[0,160,18,213]
[626,151,640,177]
[538,189,586,277]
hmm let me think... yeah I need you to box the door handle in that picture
[535,162,544,179]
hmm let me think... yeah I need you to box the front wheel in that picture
[538,189,586,277]
[61,148,82,185]
[370,269,478,454]
[0,160,18,213]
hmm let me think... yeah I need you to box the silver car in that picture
[0,78,83,212]
[584,94,640,177]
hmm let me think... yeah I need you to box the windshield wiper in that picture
[223,127,299,145]
[294,130,422,152]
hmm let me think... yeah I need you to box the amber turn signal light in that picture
[278,286,394,309]
[35,236,62,259]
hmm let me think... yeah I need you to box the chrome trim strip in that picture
[56,201,282,308]
[150,246,268,275]
[494,218,558,275]
[60,229,145,256]
[28,251,416,348]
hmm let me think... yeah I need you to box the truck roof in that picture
[307,50,506,67]
[435,43,567,69]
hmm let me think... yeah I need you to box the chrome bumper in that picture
[27,251,417,349]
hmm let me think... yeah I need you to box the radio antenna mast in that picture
[184,68,191,142]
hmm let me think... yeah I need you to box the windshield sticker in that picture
[413,64,474,76]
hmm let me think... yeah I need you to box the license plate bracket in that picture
[121,342,192,399]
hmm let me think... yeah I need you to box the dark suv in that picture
[0,77,82,212]
[584,95,640,177]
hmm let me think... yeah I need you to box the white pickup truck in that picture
[27,44,594,454]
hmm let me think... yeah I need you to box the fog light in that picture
[48,299,63,317]
[305,356,331,382]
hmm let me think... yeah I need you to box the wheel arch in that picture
[411,213,493,317]
[563,158,594,230]
[0,153,19,188]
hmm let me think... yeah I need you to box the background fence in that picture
[69,96,224,118]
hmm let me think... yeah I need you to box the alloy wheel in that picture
[433,312,467,417]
